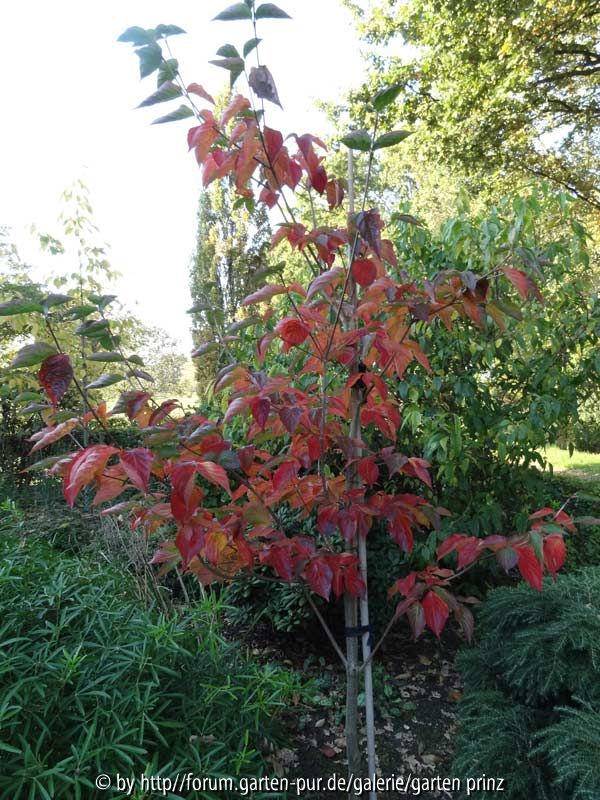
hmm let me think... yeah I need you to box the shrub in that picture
[452,568,600,799]
[0,526,297,800]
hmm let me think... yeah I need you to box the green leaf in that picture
[75,320,110,338]
[18,402,51,415]
[86,351,125,363]
[62,304,97,321]
[151,105,194,124]
[129,368,154,382]
[372,83,402,111]
[23,455,65,472]
[494,298,523,321]
[217,44,241,58]
[127,354,145,366]
[42,293,72,311]
[341,129,372,151]
[10,342,57,369]
[243,38,262,57]
[135,43,163,79]
[255,3,291,18]
[209,57,246,72]
[0,299,43,316]
[213,3,252,21]
[158,58,179,85]
[117,27,155,46]
[154,24,186,39]
[88,293,117,310]
[86,374,126,390]
[15,391,43,403]
[137,81,182,108]
[191,342,219,358]
[373,130,412,150]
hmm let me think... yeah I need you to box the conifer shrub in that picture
[452,568,600,799]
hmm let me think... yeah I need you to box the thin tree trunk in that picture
[344,592,361,784]
[359,535,377,799]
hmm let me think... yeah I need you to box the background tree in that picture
[344,0,600,212]
[189,169,272,391]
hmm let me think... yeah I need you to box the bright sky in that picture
[0,1,368,350]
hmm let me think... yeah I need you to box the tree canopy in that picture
[346,0,600,210]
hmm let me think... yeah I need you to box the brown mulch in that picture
[228,616,465,799]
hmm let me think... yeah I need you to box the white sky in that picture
[0,1,368,349]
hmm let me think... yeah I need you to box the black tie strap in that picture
[344,623,373,648]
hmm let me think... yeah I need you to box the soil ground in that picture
[229,618,465,799]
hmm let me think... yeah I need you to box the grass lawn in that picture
[542,445,600,489]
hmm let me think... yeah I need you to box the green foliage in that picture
[189,172,272,391]
[453,568,600,799]
[346,0,600,211]
[0,525,297,799]
[389,189,598,532]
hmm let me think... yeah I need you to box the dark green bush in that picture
[452,568,600,799]
[0,519,296,800]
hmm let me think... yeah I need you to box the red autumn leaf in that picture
[517,545,543,591]
[187,83,215,104]
[338,507,358,542]
[63,445,118,507]
[437,533,469,560]
[196,460,231,495]
[279,405,303,434]
[326,178,345,210]
[501,266,543,303]
[220,93,251,126]
[344,562,366,597]
[528,506,555,520]
[457,539,482,570]
[272,460,299,493]
[317,505,339,536]
[120,448,154,493]
[543,535,566,577]
[389,572,417,598]
[39,354,73,407]
[406,457,433,489]
[305,558,333,600]
[259,187,279,208]
[358,456,379,485]
[262,544,295,581]
[274,317,311,350]
[406,601,426,640]
[422,590,449,638]
[176,524,205,567]
[352,259,377,287]
[92,465,128,506]
[310,165,327,195]
[126,391,152,421]
[241,283,287,307]
[356,209,384,258]
[250,396,271,429]
[28,418,80,454]
[263,127,284,162]
[149,399,180,427]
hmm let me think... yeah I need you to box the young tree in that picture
[7,4,578,794]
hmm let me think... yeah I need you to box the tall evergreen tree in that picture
[189,178,271,335]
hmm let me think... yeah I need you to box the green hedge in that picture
[0,515,296,800]
[452,568,600,799]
